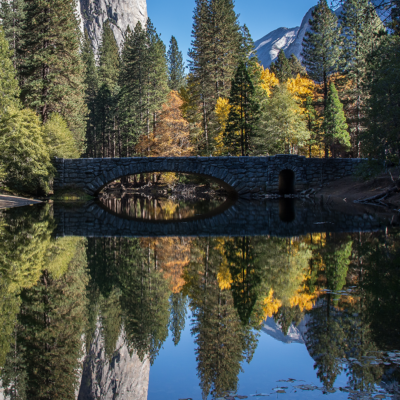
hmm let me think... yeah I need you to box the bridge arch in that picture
[87,161,238,196]
[53,156,365,198]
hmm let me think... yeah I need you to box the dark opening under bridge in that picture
[53,155,365,197]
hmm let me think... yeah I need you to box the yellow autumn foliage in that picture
[260,68,279,97]
[136,91,193,158]
[286,74,315,105]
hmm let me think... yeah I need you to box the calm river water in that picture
[0,196,399,400]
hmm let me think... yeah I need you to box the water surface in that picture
[0,199,399,400]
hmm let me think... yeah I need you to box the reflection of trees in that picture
[2,240,88,400]
[0,205,79,370]
[224,237,265,325]
[86,237,171,364]
[253,237,313,334]
[101,195,223,221]
[304,232,384,393]
[184,238,258,399]
[357,231,400,351]
[169,292,188,346]
[119,248,170,364]
[305,299,347,390]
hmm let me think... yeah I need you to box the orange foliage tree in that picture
[136,91,193,157]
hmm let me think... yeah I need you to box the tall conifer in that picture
[97,21,120,157]
[0,0,25,66]
[270,50,292,82]
[18,0,87,149]
[340,0,382,157]
[0,26,19,115]
[323,82,350,157]
[146,19,169,137]
[119,22,149,156]
[225,62,259,156]
[82,30,99,157]
[301,0,340,107]
[119,20,168,156]
[188,0,242,154]
[167,36,185,91]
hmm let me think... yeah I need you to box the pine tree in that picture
[82,30,99,157]
[391,0,400,34]
[304,95,322,157]
[0,25,19,115]
[146,19,169,137]
[323,83,350,157]
[0,0,25,66]
[98,21,120,90]
[119,20,168,157]
[224,62,259,156]
[167,36,186,91]
[96,20,120,157]
[270,50,292,82]
[301,0,340,107]
[340,0,382,157]
[188,0,242,154]
[18,0,87,151]
[119,22,148,156]
[288,54,307,77]
[363,36,400,162]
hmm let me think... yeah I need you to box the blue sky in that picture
[147,0,318,66]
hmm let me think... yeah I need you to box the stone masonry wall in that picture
[53,155,365,197]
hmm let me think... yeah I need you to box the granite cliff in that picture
[78,0,148,54]
[78,321,150,400]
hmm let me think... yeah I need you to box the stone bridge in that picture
[53,155,365,197]
[53,200,389,238]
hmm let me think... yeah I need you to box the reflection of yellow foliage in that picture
[217,264,233,290]
[286,74,315,105]
[289,290,318,312]
[260,68,279,96]
[262,289,282,320]
[142,237,192,293]
[162,200,179,218]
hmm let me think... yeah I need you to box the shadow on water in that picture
[52,197,398,238]
[279,198,296,223]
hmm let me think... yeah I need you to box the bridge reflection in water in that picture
[53,198,390,238]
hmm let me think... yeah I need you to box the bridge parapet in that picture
[53,155,365,197]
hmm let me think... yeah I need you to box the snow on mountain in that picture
[255,1,387,68]
[254,27,299,69]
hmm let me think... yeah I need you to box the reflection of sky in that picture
[148,309,349,400]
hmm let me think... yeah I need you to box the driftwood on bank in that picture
[354,179,400,207]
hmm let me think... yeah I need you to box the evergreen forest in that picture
[0,0,399,194]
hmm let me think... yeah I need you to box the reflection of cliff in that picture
[78,321,150,400]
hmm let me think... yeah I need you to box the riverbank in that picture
[316,170,400,208]
[0,194,42,210]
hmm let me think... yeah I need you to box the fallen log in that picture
[354,180,400,206]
